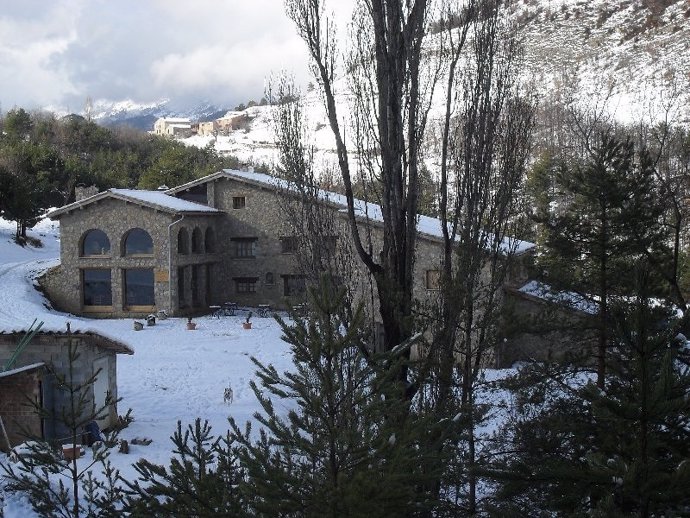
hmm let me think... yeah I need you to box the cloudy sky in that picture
[0,0,352,112]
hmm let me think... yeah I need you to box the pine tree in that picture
[230,277,440,517]
[490,263,690,516]
[122,419,247,517]
[535,132,665,387]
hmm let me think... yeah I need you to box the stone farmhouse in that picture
[43,169,535,323]
[0,327,133,450]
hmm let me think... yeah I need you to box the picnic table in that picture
[210,302,238,318]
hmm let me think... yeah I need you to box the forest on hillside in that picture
[0,108,253,239]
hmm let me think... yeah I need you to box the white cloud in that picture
[0,0,355,110]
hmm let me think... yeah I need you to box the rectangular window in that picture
[426,270,441,290]
[191,265,201,306]
[178,267,187,308]
[83,269,112,307]
[232,196,246,209]
[282,274,306,297]
[234,277,257,293]
[280,236,299,254]
[124,268,155,307]
[312,235,339,264]
[231,237,257,258]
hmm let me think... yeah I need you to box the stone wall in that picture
[42,197,219,317]
[0,333,122,437]
[496,288,598,367]
[0,366,43,451]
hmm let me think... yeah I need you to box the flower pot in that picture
[243,322,252,330]
[187,322,197,330]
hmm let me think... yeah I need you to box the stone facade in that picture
[44,170,534,355]
[496,288,598,367]
[0,364,43,451]
[0,332,131,445]
[43,195,221,318]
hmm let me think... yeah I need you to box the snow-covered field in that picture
[0,216,514,516]
[0,217,295,516]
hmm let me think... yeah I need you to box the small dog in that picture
[223,386,234,404]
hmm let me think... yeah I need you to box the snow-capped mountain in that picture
[90,99,230,130]
[85,0,688,161]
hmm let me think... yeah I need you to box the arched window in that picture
[123,228,153,256]
[81,229,110,256]
[191,227,203,254]
[177,228,189,255]
[205,227,215,253]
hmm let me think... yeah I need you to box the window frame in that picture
[123,268,155,310]
[123,228,154,257]
[231,237,257,258]
[232,196,246,209]
[234,277,258,294]
[425,270,441,291]
[82,268,113,312]
[80,229,111,257]
[282,274,307,298]
[280,236,299,254]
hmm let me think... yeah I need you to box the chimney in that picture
[75,184,99,201]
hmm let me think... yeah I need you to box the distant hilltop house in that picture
[0,327,133,451]
[153,117,193,138]
[153,113,249,137]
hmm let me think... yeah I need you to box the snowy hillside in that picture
[176,0,689,169]
[0,216,519,516]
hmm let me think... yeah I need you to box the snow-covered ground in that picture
[0,216,295,516]
[0,215,515,515]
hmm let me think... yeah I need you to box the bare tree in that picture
[428,0,535,512]
[269,77,365,325]
[284,0,434,390]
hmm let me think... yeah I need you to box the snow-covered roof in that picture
[158,117,191,123]
[0,329,135,355]
[175,169,535,254]
[517,280,597,315]
[48,188,220,219]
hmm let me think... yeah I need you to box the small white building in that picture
[153,117,193,137]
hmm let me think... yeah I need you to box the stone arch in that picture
[80,229,110,256]
[123,228,153,256]
[191,227,203,254]
[205,227,215,253]
[177,227,189,255]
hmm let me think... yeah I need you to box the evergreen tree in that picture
[122,419,247,517]
[490,263,690,516]
[230,277,440,517]
[535,133,665,387]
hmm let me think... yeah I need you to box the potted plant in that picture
[186,317,197,330]
[243,312,252,330]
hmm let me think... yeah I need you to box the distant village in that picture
[152,112,253,138]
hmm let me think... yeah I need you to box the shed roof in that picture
[0,362,45,380]
[0,330,134,355]
[47,188,221,220]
